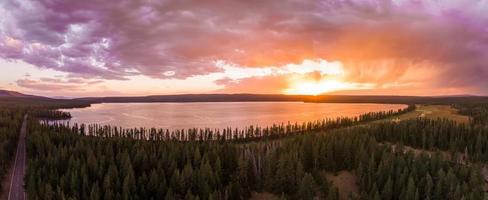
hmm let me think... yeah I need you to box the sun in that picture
[280,59,373,95]
[283,80,349,95]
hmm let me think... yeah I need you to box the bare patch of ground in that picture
[385,143,452,159]
[325,170,359,200]
[387,143,475,166]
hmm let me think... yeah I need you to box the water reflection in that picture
[58,102,407,130]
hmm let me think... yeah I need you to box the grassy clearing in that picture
[383,104,471,124]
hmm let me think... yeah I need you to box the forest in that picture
[0,106,24,191]
[0,98,85,195]
[1,98,488,199]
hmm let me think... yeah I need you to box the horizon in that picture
[1,0,488,97]
[1,88,485,100]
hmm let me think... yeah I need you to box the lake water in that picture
[60,102,406,130]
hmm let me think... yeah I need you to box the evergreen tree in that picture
[297,173,316,200]
[381,177,393,200]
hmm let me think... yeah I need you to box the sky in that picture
[1,0,488,97]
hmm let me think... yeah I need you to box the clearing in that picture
[384,104,470,124]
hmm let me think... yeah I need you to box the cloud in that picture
[16,77,102,91]
[1,0,488,94]
[215,75,289,94]
[215,62,372,95]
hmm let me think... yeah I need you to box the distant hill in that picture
[2,89,488,105]
[0,90,93,109]
[0,89,41,98]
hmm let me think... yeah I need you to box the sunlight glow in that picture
[281,60,356,95]
[281,60,378,95]
[284,80,350,95]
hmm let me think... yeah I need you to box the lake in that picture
[60,102,407,130]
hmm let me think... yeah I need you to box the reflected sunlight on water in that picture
[59,102,407,130]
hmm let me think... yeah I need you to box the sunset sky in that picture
[1,0,488,97]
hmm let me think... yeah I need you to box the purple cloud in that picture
[1,0,488,94]
[16,77,102,91]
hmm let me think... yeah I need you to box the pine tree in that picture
[405,177,418,200]
[381,177,393,200]
[181,161,194,192]
[165,188,175,199]
[122,166,136,200]
[452,184,462,200]
[297,173,316,200]
[326,187,339,200]
[148,169,160,197]
[185,190,195,200]
[89,183,100,200]
[45,184,55,200]
[424,173,433,200]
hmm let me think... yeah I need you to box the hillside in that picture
[0,90,90,109]
[2,89,488,105]
[0,90,34,98]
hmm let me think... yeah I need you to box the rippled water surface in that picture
[60,102,407,130]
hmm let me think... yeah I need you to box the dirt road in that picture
[7,115,27,200]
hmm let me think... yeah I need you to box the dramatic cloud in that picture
[16,77,102,91]
[215,59,375,94]
[1,0,488,94]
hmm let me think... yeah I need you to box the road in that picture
[7,115,27,200]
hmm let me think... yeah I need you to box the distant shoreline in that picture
[74,94,488,105]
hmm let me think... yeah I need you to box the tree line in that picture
[33,109,72,120]
[455,103,488,125]
[46,105,415,142]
